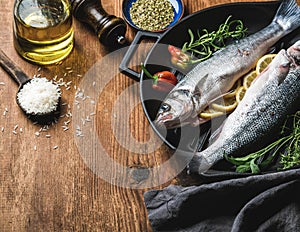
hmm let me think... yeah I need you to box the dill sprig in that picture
[182,15,248,64]
[225,111,300,174]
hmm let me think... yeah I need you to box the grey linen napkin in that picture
[144,168,300,232]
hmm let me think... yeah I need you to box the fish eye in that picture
[280,62,290,70]
[160,103,171,112]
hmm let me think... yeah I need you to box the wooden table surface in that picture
[1,0,298,231]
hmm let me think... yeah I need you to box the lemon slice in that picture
[224,79,242,99]
[199,53,277,121]
[256,54,277,75]
[236,86,246,103]
[211,96,238,113]
[200,108,225,119]
[243,70,257,90]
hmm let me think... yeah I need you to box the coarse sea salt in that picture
[17,78,61,115]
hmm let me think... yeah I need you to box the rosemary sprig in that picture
[182,15,248,64]
[225,111,300,174]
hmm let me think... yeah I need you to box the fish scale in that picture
[155,0,300,129]
[188,44,300,174]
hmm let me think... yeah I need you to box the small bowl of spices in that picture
[122,0,184,32]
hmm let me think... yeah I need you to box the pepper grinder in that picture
[71,0,127,47]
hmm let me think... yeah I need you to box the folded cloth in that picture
[144,168,300,232]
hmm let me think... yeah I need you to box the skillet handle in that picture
[119,31,162,81]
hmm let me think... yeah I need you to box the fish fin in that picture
[276,66,290,85]
[273,0,300,32]
[208,120,226,144]
[206,91,235,106]
[251,66,270,86]
[187,154,212,174]
[191,74,209,108]
[189,116,210,127]
[195,73,209,92]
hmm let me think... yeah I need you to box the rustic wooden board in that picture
[0,0,297,231]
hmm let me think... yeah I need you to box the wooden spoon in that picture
[0,49,61,124]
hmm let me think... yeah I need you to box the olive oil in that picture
[13,0,74,65]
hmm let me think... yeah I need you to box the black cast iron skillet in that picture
[120,1,300,179]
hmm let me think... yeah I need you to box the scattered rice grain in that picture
[76,125,84,137]
[64,120,71,125]
[40,125,49,132]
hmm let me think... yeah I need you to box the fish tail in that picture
[273,0,300,32]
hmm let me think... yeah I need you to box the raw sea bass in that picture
[187,41,300,175]
[155,0,300,129]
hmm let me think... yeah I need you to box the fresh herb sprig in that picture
[182,15,248,64]
[225,111,300,174]
[279,112,300,170]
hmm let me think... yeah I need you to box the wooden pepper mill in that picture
[71,0,127,47]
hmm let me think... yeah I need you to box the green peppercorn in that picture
[129,0,174,31]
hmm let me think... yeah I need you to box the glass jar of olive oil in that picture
[13,0,74,65]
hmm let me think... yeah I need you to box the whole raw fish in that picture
[188,41,300,175]
[155,0,300,129]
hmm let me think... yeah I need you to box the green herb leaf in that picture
[182,15,248,64]
[250,159,260,174]
[236,164,251,173]
[225,110,300,174]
